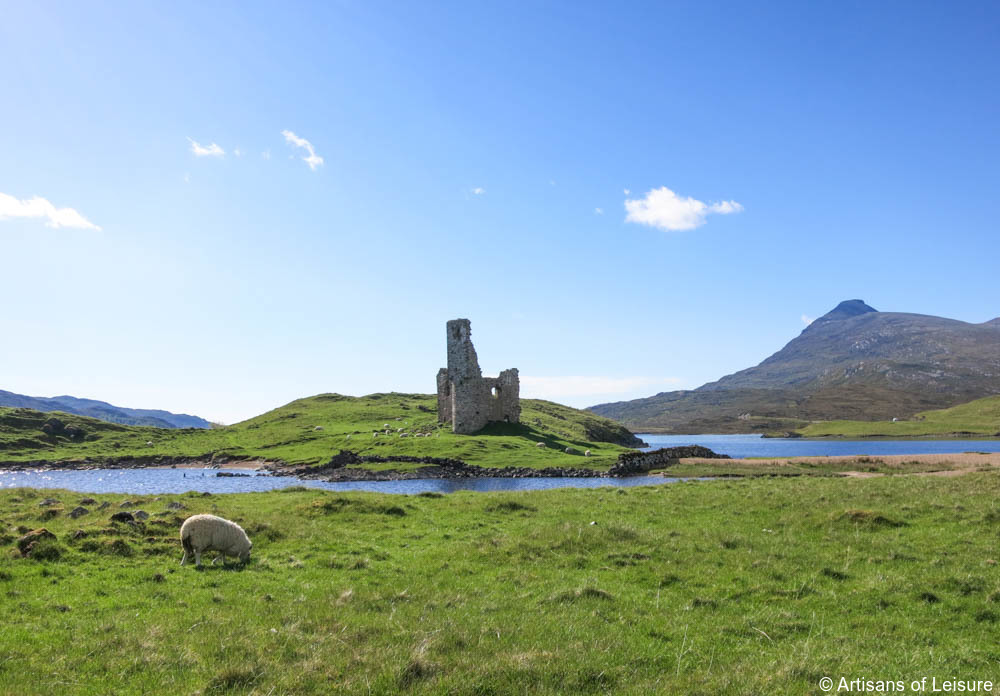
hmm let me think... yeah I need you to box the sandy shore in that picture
[680,451,1000,477]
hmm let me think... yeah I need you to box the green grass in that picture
[663,455,960,478]
[4,474,1000,694]
[0,393,642,471]
[799,395,1000,438]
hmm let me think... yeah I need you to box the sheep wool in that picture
[179,514,253,567]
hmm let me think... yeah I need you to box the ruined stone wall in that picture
[436,319,520,434]
[436,368,451,424]
[485,369,520,423]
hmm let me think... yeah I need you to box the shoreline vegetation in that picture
[4,473,1000,694]
[3,452,999,482]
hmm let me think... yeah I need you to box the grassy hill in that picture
[798,395,1000,438]
[0,393,644,471]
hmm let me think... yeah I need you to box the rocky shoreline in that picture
[0,446,728,481]
[0,455,278,472]
[268,450,606,481]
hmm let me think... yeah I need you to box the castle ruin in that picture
[436,319,520,434]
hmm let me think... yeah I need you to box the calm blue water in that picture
[2,435,996,495]
[0,467,678,495]
[640,433,1000,458]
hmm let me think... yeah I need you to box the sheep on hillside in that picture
[179,514,252,567]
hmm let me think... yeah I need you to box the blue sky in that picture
[2,1,998,424]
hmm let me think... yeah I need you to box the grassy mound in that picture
[0,393,643,471]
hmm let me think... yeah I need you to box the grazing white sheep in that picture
[536,442,545,448]
[585,450,591,457]
[314,426,324,431]
[179,514,252,567]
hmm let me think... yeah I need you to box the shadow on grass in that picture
[476,422,595,452]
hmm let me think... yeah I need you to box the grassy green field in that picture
[4,474,1000,695]
[798,395,1000,438]
[0,393,643,472]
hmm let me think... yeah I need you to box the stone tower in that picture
[436,318,520,434]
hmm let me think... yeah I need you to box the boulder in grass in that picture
[18,529,56,557]
[69,506,89,519]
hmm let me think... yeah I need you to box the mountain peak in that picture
[812,299,878,326]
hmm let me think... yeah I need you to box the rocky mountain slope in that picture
[589,300,1000,433]
[0,390,211,429]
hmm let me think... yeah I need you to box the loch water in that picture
[640,433,1000,459]
[0,467,678,495]
[2,434,998,495]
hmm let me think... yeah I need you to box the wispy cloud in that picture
[471,187,485,195]
[521,375,681,399]
[187,137,225,157]
[594,207,604,215]
[624,186,743,232]
[801,314,815,326]
[0,192,101,230]
[281,130,324,170]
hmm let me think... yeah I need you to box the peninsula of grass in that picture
[4,473,1000,694]
[0,393,644,472]
[798,395,1000,439]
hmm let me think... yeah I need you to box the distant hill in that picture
[589,300,1000,433]
[798,394,1000,438]
[0,390,211,429]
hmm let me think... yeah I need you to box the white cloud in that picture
[623,188,630,195]
[801,314,815,326]
[187,137,224,157]
[624,186,743,232]
[521,375,681,398]
[594,207,604,215]
[281,130,324,170]
[472,187,485,195]
[0,192,101,230]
